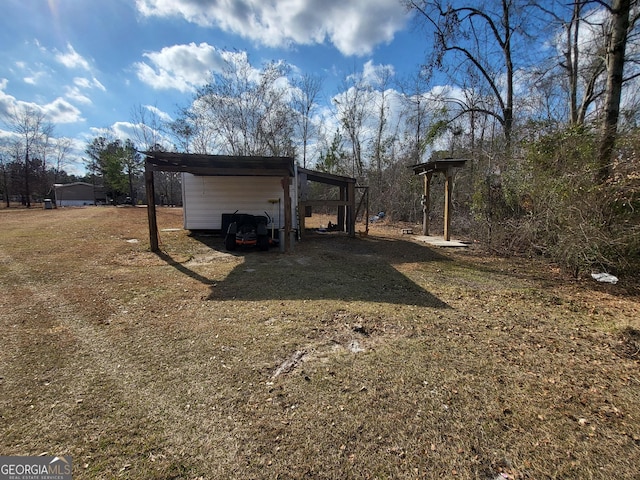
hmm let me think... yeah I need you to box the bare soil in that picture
[1,206,639,479]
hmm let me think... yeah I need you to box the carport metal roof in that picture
[143,151,295,177]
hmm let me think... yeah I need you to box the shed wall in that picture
[182,173,290,230]
[54,183,107,206]
[58,199,96,207]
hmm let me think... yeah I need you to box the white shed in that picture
[181,174,293,231]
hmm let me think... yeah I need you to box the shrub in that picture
[479,128,639,278]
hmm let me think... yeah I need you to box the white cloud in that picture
[110,121,138,141]
[134,42,228,92]
[55,43,91,70]
[89,121,172,150]
[0,79,83,124]
[12,60,49,86]
[61,76,108,109]
[144,104,173,122]
[87,126,114,139]
[361,60,395,87]
[73,76,106,91]
[24,72,47,85]
[41,97,83,124]
[65,86,92,105]
[135,0,409,56]
[0,79,21,119]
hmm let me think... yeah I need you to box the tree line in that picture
[0,108,180,207]
[0,107,78,207]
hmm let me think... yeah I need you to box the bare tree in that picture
[398,69,437,162]
[334,71,371,178]
[194,58,295,156]
[167,115,194,153]
[370,65,395,190]
[406,0,525,149]
[292,74,323,168]
[130,103,168,152]
[532,1,608,127]
[2,106,53,207]
[52,137,73,182]
[174,100,222,155]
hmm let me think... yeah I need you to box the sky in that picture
[0,0,431,174]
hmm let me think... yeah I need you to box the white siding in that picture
[58,199,95,207]
[182,173,292,230]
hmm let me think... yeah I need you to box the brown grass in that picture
[1,206,639,479]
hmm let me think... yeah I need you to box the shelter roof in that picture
[297,167,356,187]
[411,158,468,175]
[53,182,100,188]
[143,151,295,177]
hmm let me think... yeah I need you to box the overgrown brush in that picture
[473,128,640,279]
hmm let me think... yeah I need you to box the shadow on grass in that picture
[159,231,451,308]
[155,251,216,286]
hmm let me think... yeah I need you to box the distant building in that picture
[53,182,107,207]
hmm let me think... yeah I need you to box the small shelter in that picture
[53,182,107,206]
[411,158,467,241]
[143,152,362,253]
[143,152,296,252]
[297,168,361,238]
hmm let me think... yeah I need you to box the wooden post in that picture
[337,186,346,232]
[298,202,306,240]
[145,164,159,252]
[358,187,369,236]
[365,187,369,236]
[444,168,452,241]
[282,176,292,252]
[422,172,432,236]
[347,181,356,237]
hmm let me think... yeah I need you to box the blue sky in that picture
[0,0,431,174]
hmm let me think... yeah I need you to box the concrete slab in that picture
[413,235,468,248]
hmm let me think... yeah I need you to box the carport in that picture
[143,152,295,252]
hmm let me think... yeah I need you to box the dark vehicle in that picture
[224,212,272,251]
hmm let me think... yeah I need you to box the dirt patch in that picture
[616,326,640,360]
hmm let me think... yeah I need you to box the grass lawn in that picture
[1,205,639,479]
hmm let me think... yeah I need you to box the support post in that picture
[337,186,346,232]
[444,168,452,241]
[282,176,292,252]
[145,164,159,252]
[347,181,356,237]
[422,172,432,236]
[298,202,306,239]
[364,187,369,236]
[354,187,369,236]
